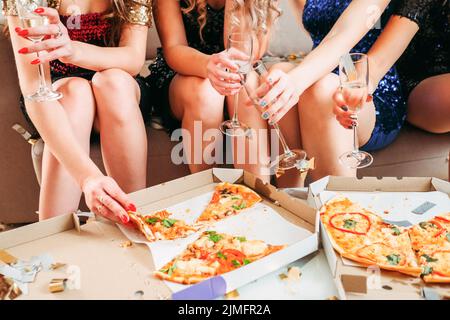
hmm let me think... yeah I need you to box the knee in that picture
[180,77,223,120]
[55,77,92,101]
[92,69,139,123]
[53,77,94,120]
[92,68,137,97]
[299,74,339,118]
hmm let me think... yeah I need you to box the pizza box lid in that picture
[0,168,319,299]
[307,176,450,300]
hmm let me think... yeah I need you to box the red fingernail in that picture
[15,27,21,33]
[34,8,44,14]
[18,48,28,54]
[127,204,137,212]
[43,35,52,40]
[121,215,130,224]
[31,59,40,65]
[18,29,29,36]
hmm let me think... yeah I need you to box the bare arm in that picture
[154,0,241,95]
[367,15,418,89]
[8,15,103,187]
[290,0,392,91]
[66,24,149,76]
[18,8,149,76]
[155,0,210,78]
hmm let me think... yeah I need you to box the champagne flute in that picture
[338,53,373,169]
[219,32,253,137]
[16,0,62,102]
[246,61,307,170]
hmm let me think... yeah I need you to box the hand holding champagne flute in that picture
[15,0,62,102]
[337,53,373,169]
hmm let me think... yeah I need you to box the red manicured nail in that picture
[15,27,21,33]
[31,59,40,65]
[34,8,44,13]
[121,215,130,224]
[18,29,29,36]
[127,204,137,212]
[18,48,28,54]
[43,35,52,40]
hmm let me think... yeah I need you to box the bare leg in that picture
[407,74,450,134]
[169,75,225,173]
[39,77,96,219]
[226,71,271,183]
[91,69,147,193]
[269,63,304,187]
[299,73,376,181]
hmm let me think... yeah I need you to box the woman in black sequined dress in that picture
[392,0,450,133]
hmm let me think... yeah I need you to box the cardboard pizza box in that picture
[0,168,319,300]
[308,176,450,300]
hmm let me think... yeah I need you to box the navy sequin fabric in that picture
[393,0,450,96]
[146,1,225,132]
[303,0,407,151]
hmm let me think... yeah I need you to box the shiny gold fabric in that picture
[124,0,152,27]
[2,0,152,27]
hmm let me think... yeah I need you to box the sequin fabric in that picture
[303,0,407,151]
[147,1,224,91]
[124,0,152,27]
[392,0,450,96]
[146,0,225,132]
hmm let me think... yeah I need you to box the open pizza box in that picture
[308,176,450,300]
[0,168,319,299]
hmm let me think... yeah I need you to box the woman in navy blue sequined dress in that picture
[255,0,407,180]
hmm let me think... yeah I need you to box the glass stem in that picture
[352,118,359,154]
[272,123,292,155]
[36,51,48,91]
[232,88,240,125]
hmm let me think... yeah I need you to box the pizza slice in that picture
[409,213,450,283]
[154,231,285,284]
[128,210,198,242]
[196,183,262,223]
[320,197,421,277]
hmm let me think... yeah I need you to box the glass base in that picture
[277,149,308,170]
[339,150,373,169]
[26,87,63,102]
[220,120,250,137]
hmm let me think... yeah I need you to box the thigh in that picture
[52,77,96,124]
[169,74,225,120]
[407,73,450,133]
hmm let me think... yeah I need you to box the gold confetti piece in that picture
[278,273,288,280]
[49,279,67,293]
[287,267,302,281]
[225,289,240,299]
[0,275,12,300]
[327,296,339,300]
[8,282,22,300]
[51,263,67,270]
[120,241,133,248]
[275,167,285,178]
[0,249,18,265]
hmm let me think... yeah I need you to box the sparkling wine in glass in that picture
[16,0,62,102]
[338,53,373,169]
[219,32,253,137]
[245,61,307,171]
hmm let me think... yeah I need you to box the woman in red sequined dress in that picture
[4,0,152,222]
